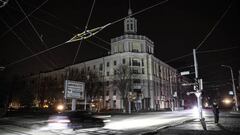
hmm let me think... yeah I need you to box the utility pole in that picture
[221,65,239,111]
[193,49,204,120]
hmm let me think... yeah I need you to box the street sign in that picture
[64,80,85,99]
[180,71,190,76]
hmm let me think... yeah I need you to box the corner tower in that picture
[110,0,154,55]
[124,1,137,34]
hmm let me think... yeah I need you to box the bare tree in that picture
[114,64,133,112]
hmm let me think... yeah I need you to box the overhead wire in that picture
[5,4,74,36]
[4,0,169,68]
[195,1,233,50]
[0,17,52,70]
[110,0,169,26]
[166,45,238,64]
[3,6,64,69]
[166,1,233,63]
[72,0,96,64]
[86,39,110,51]
[14,0,48,48]
[5,41,67,67]
[198,46,239,54]
[0,0,49,39]
[166,52,193,63]
[13,0,57,68]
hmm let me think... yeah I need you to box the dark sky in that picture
[0,0,240,91]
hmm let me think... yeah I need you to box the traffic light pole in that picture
[193,49,204,120]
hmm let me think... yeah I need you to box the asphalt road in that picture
[0,109,209,135]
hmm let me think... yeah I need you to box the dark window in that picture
[132,68,139,74]
[93,65,96,69]
[114,70,117,75]
[142,59,144,66]
[114,61,117,66]
[127,24,129,30]
[122,59,126,64]
[113,100,116,108]
[130,24,133,30]
[107,72,109,76]
[99,64,103,71]
[106,81,109,86]
[106,91,109,96]
[133,79,141,83]
[87,66,90,71]
[132,59,140,66]
[107,62,109,67]
[113,90,116,95]
[142,68,145,74]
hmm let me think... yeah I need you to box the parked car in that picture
[48,111,106,130]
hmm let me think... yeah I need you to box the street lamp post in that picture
[221,65,239,111]
[193,49,204,120]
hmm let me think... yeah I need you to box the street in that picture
[2,109,239,135]
[0,110,196,135]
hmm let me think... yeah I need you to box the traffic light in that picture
[194,78,199,90]
[194,79,203,91]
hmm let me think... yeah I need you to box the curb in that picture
[230,111,240,115]
[140,118,195,135]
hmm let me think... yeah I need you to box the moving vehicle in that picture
[48,111,107,130]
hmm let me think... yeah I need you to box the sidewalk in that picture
[154,115,240,135]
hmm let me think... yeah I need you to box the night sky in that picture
[0,0,240,93]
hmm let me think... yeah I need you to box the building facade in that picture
[17,8,182,111]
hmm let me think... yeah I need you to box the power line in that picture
[72,0,96,64]
[4,0,169,68]
[166,52,193,63]
[0,17,52,70]
[195,1,233,50]
[5,41,68,67]
[6,4,74,36]
[166,45,239,63]
[198,46,239,54]
[93,35,111,46]
[14,0,48,48]
[0,0,49,39]
[11,1,57,68]
[110,0,169,25]
[86,39,110,51]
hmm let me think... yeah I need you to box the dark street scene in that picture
[0,0,240,134]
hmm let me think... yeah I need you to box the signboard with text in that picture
[64,80,85,99]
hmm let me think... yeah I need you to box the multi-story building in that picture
[18,7,181,111]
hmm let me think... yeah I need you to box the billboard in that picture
[64,80,85,99]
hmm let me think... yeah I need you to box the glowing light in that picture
[204,102,209,107]
[222,98,232,105]
[192,106,199,118]
[56,104,64,111]
[43,104,49,108]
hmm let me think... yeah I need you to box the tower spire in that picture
[124,0,137,34]
[128,0,132,15]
